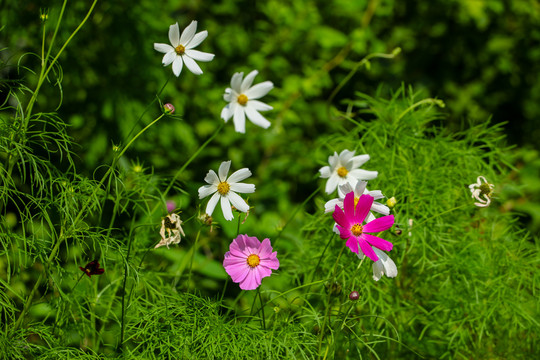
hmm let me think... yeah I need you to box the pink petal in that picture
[255,264,273,278]
[363,215,394,233]
[355,194,374,223]
[224,262,250,283]
[343,192,356,217]
[336,224,351,240]
[258,238,273,258]
[245,235,262,253]
[332,205,348,227]
[239,269,262,290]
[260,254,279,270]
[362,234,393,252]
[358,239,379,261]
[345,236,359,253]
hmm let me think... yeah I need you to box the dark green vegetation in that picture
[1,1,539,359]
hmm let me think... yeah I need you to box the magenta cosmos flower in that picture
[333,192,395,262]
[223,234,279,290]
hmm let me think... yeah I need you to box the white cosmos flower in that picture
[154,21,215,77]
[198,161,255,221]
[220,70,273,133]
[325,181,390,222]
[469,176,494,207]
[319,150,378,197]
[155,213,185,249]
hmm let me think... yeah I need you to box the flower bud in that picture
[163,103,175,114]
[166,200,176,213]
[349,291,360,301]
[386,197,397,209]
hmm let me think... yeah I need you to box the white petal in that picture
[184,49,215,62]
[319,166,331,178]
[328,152,339,169]
[366,212,376,223]
[248,100,273,112]
[241,70,259,93]
[179,20,197,46]
[245,81,273,100]
[204,169,219,185]
[338,178,357,197]
[348,169,378,180]
[162,51,177,66]
[205,192,221,216]
[231,72,244,91]
[339,183,355,196]
[154,43,174,54]
[351,154,370,168]
[325,173,340,194]
[227,168,252,183]
[223,89,232,102]
[220,197,233,221]
[324,198,342,213]
[230,182,255,194]
[172,57,183,77]
[227,191,249,212]
[198,184,217,199]
[367,190,384,199]
[340,150,355,165]
[185,30,208,49]
[221,105,232,122]
[182,56,203,75]
[373,248,397,280]
[371,202,390,216]
[168,23,180,47]
[244,106,271,129]
[218,161,231,181]
[372,260,385,281]
[354,181,367,195]
[233,104,246,133]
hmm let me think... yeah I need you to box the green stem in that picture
[326,48,401,107]
[412,203,469,230]
[119,217,137,351]
[25,0,99,125]
[221,215,242,303]
[160,122,224,202]
[317,242,347,358]
[273,187,320,245]
[13,114,164,333]
[257,287,266,330]
[396,97,445,122]
[123,75,172,143]
[187,229,202,291]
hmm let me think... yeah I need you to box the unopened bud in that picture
[163,103,175,114]
[349,291,360,301]
[387,197,397,209]
[166,200,176,213]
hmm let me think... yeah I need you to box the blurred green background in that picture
[1,0,539,234]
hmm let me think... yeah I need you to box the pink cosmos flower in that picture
[332,192,395,262]
[223,234,279,290]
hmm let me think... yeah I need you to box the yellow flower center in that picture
[175,44,185,55]
[337,166,348,178]
[217,181,230,195]
[479,183,492,197]
[354,196,359,208]
[351,223,363,236]
[237,94,248,105]
[246,254,260,268]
